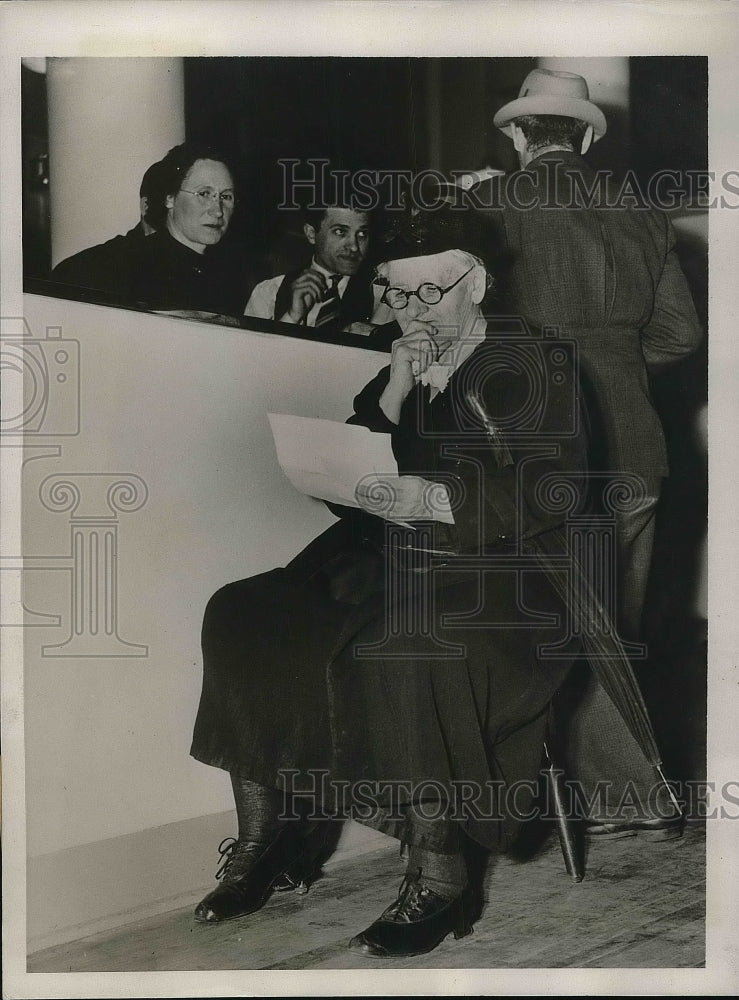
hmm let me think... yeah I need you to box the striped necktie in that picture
[314,274,342,328]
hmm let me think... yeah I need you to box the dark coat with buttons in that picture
[191,323,588,852]
[50,228,249,316]
[128,230,249,315]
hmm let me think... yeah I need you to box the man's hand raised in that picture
[282,268,328,324]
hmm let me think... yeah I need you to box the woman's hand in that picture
[355,474,454,524]
[379,321,441,423]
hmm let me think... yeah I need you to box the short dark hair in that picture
[513,114,589,153]
[139,158,165,200]
[301,203,373,232]
[295,165,374,229]
[138,158,168,227]
[145,142,236,230]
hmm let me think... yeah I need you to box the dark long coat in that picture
[191,326,589,851]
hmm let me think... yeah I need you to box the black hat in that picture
[376,188,491,264]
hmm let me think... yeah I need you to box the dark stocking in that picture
[230,772,286,844]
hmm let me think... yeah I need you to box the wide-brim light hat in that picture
[494,68,607,141]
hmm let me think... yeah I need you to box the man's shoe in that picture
[194,826,303,923]
[585,815,684,842]
[348,876,474,959]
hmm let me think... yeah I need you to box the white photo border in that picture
[2,1,738,997]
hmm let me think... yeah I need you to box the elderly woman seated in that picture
[189,212,612,958]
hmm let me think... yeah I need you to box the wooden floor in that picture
[28,823,705,972]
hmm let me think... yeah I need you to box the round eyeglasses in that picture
[376,264,475,310]
[179,187,236,208]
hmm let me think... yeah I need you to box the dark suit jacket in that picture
[477,151,702,475]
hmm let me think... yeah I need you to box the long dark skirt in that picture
[190,520,578,852]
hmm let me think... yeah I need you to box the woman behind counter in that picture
[50,142,248,317]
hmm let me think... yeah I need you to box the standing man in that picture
[245,204,378,336]
[479,67,702,836]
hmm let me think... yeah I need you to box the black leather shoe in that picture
[348,876,474,958]
[194,826,303,923]
[585,815,684,842]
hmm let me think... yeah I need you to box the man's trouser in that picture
[614,476,662,642]
[558,475,668,820]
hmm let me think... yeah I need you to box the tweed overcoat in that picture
[477,151,702,476]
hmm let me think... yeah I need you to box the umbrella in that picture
[466,388,682,816]
[524,522,679,813]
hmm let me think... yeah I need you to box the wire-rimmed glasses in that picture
[179,187,236,209]
[375,264,475,310]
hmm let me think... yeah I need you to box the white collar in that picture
[418,316,487,399]
[311,258,346,285]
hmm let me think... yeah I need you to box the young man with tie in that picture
[244,204,377,334]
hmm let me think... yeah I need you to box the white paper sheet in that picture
[267,413,454,523]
